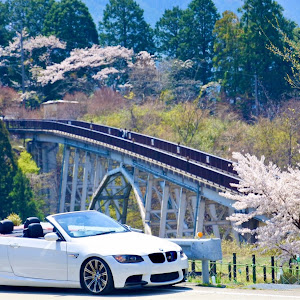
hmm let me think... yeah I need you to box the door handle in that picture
[9,243,20,248]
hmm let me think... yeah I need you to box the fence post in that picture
[191,260,196,274]
[228,262,232,281]
[252,254,256,284]
[246,265,249,282]
[233,253,237,281]
[289,259,293,274]
[210,261,217,276]
[210,261,217,284]
[263,265,267,282]
[271,256,275,283]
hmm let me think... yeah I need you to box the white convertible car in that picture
[0,210,188,295]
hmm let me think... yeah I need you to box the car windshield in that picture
[52,211,128,238]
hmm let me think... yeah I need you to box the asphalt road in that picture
[1,283,300,300]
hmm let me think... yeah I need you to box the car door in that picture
[0,236,13,273]
[7,237,68,280]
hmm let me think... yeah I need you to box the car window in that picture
[52,211,128,238]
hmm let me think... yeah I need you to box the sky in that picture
[83,0,300,27]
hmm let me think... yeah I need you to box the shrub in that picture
[6,213,22,226]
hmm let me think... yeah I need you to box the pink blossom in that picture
[222,152,300,261]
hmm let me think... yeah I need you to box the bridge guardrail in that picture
[56,119,237,176]
[4,119,239,192]
[168,238,222,284]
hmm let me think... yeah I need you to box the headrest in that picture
[27,223,44,238]
[24,217,40,229]
[0,220,14,234]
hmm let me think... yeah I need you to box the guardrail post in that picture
[202,259,209,284]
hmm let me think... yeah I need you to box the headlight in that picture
[113,255,144,263]
[180,249,186,258]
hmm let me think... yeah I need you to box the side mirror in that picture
[122,224,143,233]
[44,232,59,241]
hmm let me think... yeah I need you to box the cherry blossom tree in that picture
[38,45,134,86]
[0,31,66,97]
[223,152,300,262]
[37,46,157,100]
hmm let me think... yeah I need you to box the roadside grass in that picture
[187,239,300,287]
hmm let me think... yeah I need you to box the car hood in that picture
[71,231,181,256]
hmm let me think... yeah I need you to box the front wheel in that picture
[80,257,114,295]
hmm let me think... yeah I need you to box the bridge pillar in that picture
[176,190,187,237]
[81,152,91,210]
[145,174,154,225]
[59,146,70,213]
[159,182,170,238]
[208,203,221,238]
[27,140,59,213]
[195,196,206,234]
[70,149,79,211]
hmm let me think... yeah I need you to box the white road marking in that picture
[159,287,300,299]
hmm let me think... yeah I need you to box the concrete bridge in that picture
[5,119,244,240]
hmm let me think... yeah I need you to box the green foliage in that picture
[43,0,98,51]
[8,168,43,221]
[178,0,220,84]
[18,151,40,175]
[0,2,12,46]
[99,0,154,53]
[7,0,55,37]
[213,11,244,97]
[0,120,17,219]
[165,102,205,146]
[244,115,300,168]
[6,212,22,226]
[268,23,300,90]
[155,6,184,58]
[239,0,296,108]
[0,121,43,221]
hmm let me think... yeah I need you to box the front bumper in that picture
[105,253,189,288]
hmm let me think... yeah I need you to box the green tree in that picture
[0,120,17,219]
[0,2,12,46]
[9,168,43,221]
[155,6,183,58]
[18,151,39,174]
[0,121,43,220]
[43,0,98,51]
[268,25,300,91]
[239,0,296,113]
[178,0,220,84]
[213,11,244,98]
[6,0,55,37]
[99,0,155,54]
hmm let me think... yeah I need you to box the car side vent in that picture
[148,253,165,263]
[166,251,177,262]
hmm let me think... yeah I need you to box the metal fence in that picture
[189,254,300,285]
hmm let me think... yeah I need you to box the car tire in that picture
[80,257,114,295]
